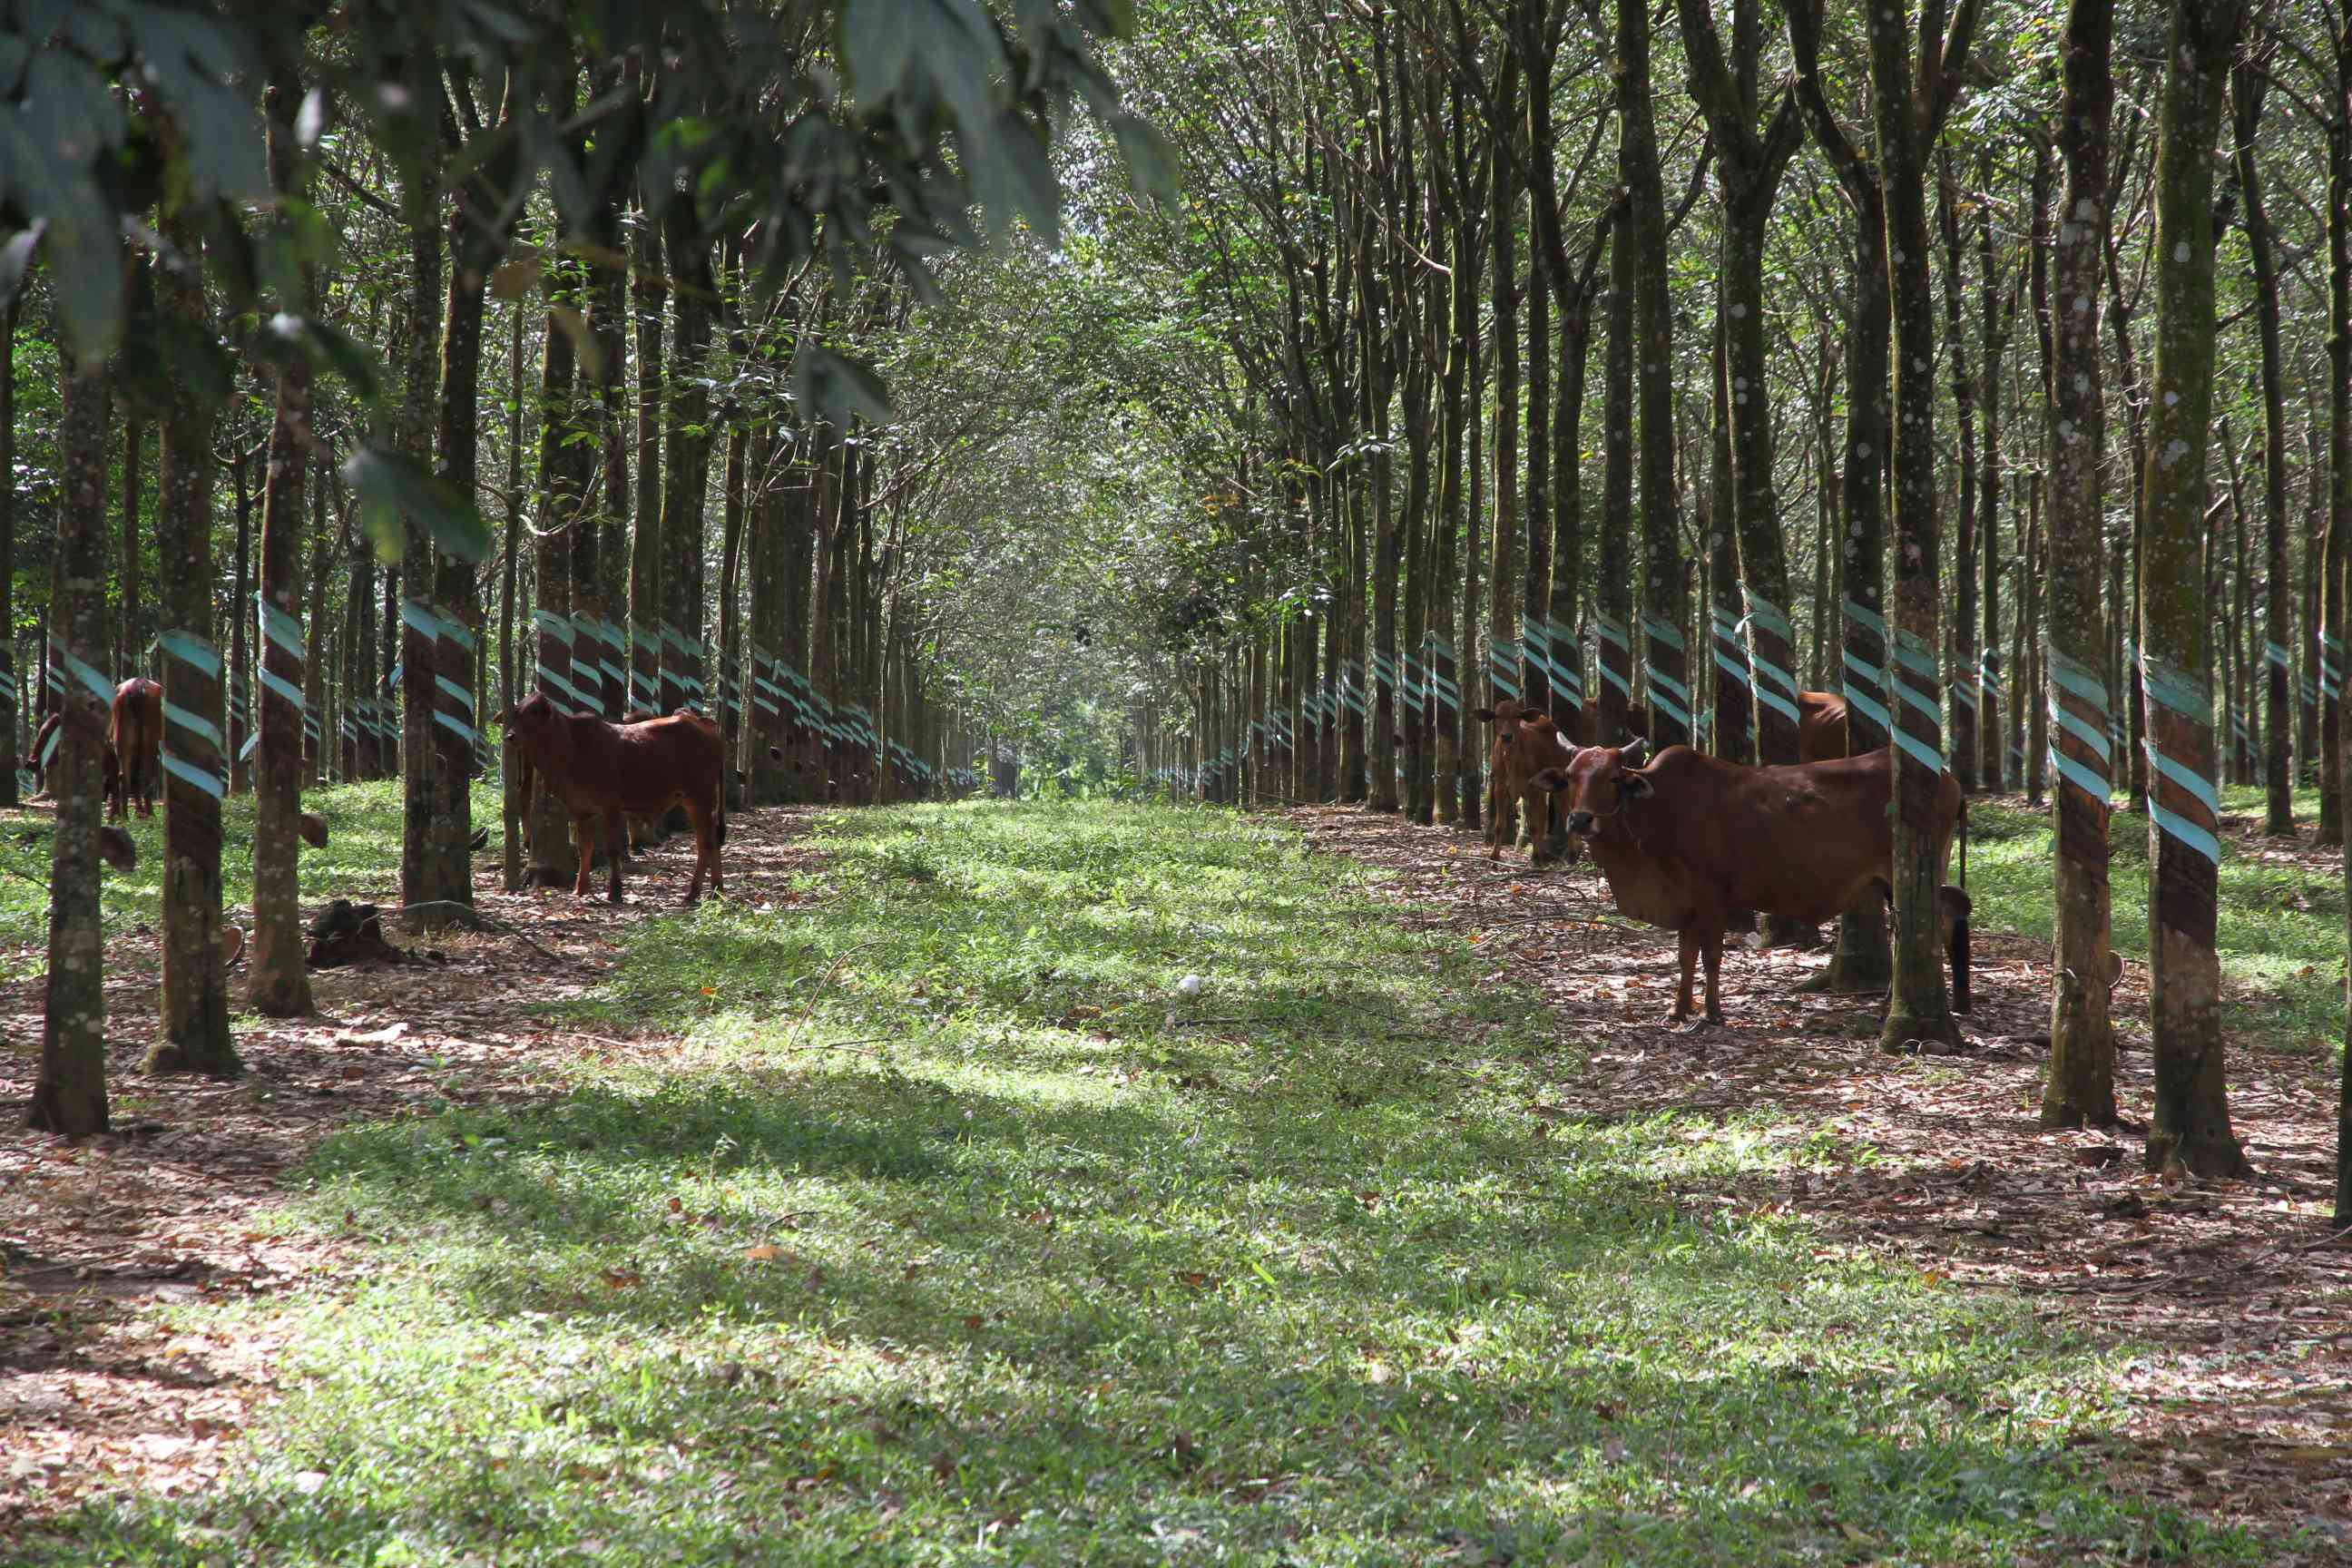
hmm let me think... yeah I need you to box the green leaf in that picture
[342,447,492,565]
[792,346,892,427]
[840,0,916,103]
[1112,114,1179,211]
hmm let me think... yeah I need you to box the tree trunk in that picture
[2230,58,2293,833]
[27,353,113,1135]
[250,78,317,1019]
[660,211,713,719]
[530,259,585,887]
[1597,191,1636,748]
[2041,0,2120,1129]
[630,201,665,717]
[499,299,524,890]
[1622,0,1689,749]
[1939,152,1981,794]
[1866,0,1970,1051]
[228,453,252,795]
[1708,321,1751,763]
[2138,0,2250,1178]
[0,287,16,808]
[1791,0,1895,993]
[145,211,238,1076]
[397,131,446,918]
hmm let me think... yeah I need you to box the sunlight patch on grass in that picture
[41,799,2280,1566]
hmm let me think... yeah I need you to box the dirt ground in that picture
[1294,801,2352,1554]
[3,797,2350,1555]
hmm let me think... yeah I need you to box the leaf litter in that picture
[1288,800,2352,1551]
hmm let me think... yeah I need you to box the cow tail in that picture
[1960,805,1969,892]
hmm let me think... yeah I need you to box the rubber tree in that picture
[1619,0,1690,748]
[145,206,239,1076]
[2230,50,2295,836]
[1676,0,1805,769]
[1866,0,1980,1053]
[250,74,317,1020]
[2138,0,2249,1177]
[1789,0,1893,992]
[2040,0,2120,1129]
[26,348,113,1135]
[397,119,446,916]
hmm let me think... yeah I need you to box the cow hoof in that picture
[1678,1017,1718,1034]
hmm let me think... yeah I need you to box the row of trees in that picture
[1106,0,2347,1197]
[10,1,1158,1138]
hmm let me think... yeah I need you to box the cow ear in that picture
[1521,710,1547,726]
[1621,771,1655,799]
[1474,708,1496,723]
[1530,768,1568,794]
[1619,739,1650,769]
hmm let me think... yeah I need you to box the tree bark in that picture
[660,211,713,719]
[2041,0,2119,1129]
[249,78,317,1019]
[28,352,113,1135]
[2230,56,2294,834]
[630,202,665,718]
[1866,0,1979,1051]
[144,209,237,1076]
[1622,0,1690,749]
[2138,0,2250,1177]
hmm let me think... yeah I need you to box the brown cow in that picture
[1475,700,1578,864]
[1796,690,1850,763]
[501,693,724,905]
[1532,740,1969,1026]
[107,678,162,820]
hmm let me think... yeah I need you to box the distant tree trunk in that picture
[660,211,712,719]
[119,414,144,679]
[499,299,525,888]
[530,258,584,888]
[2139,0,2249,1178]
[1790,0,1892,991]
[0,287,16,808]
[1708,322,1751,763]
[249,77,316,1019]
[27,352,113,1135]
[397,125,446,917]
[145,211,238,1076]
[1596,193,1635,747]
[587,163,631,723]
[2230,58,2293,833]
[228,450,253,793]
[301,462,333,788]
[1866,0,1974,1051]
[2041,0,2120,1130]
[1939,152,1981,794]
[1976,169,2009,790]
[629,201,664,717]
[1621,0,1689,748]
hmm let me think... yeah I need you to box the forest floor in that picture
[0,788,2346,1565]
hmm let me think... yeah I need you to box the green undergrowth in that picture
[0,779,501,982]
[1963,782,2346,1054]
[28,800,2281,1565]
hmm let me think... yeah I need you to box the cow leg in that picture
[1700,923,1726,1025]
[573,814,596,897]
[1671,928,1699,1022]
[605,808,627,903]
[1940,885,1973,1014]
[682,802,712,906]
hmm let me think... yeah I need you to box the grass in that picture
[21,799,2284,1565]
[0,779,500,983]
[1963,781,2347,1053]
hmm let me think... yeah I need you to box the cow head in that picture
[501,692,560,747]
[1475,700,1549,754]
[1531,739,1650,838]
